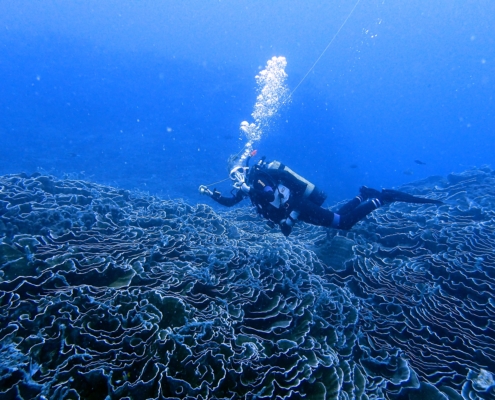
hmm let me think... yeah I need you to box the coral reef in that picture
[0,168,494,399]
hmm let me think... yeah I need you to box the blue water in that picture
[1,2,495,398]
[1,0,494,205]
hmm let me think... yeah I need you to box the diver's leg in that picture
[337,195,364,214]
[297,186,441,232]
[337,198,382,230]
[337,186,383,214]
[361,186,443,205]
[297,200,339,228]
[335,186,442,230]
[297,196,382,230]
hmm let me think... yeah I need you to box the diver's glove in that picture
[280,220,292,237]
[211,189,221,200]
[199,185,221,199]
[199,185,213,196]
[241,183,251,193]
[279,211,299,237]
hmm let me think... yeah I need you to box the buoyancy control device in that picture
[253,159,327,206]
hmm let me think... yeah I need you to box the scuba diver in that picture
[199,155,442,237]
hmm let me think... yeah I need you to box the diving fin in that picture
[359,186,381,200]
[381,189,443,205]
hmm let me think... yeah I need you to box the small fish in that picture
[403,169,414,176]
[414,159,427,165]
[349,164,358,169]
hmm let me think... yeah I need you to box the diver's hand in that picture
[280,219,293,237]
[211,189,221,200]
[199,185,213,196]
[241,183,251,193]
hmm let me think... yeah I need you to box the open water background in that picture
[1,0,494,205]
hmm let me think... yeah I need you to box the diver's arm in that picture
[249,186,276,203]
[214,185,275,207]
[210,188,245,207]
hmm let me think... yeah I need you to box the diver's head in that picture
[229,166,249,189]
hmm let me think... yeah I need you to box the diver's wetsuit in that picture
[290,194,380,230]
[211,162,382,232]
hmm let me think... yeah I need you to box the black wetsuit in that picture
[211,162,381,232]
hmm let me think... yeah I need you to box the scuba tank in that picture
[266,160,327,206]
